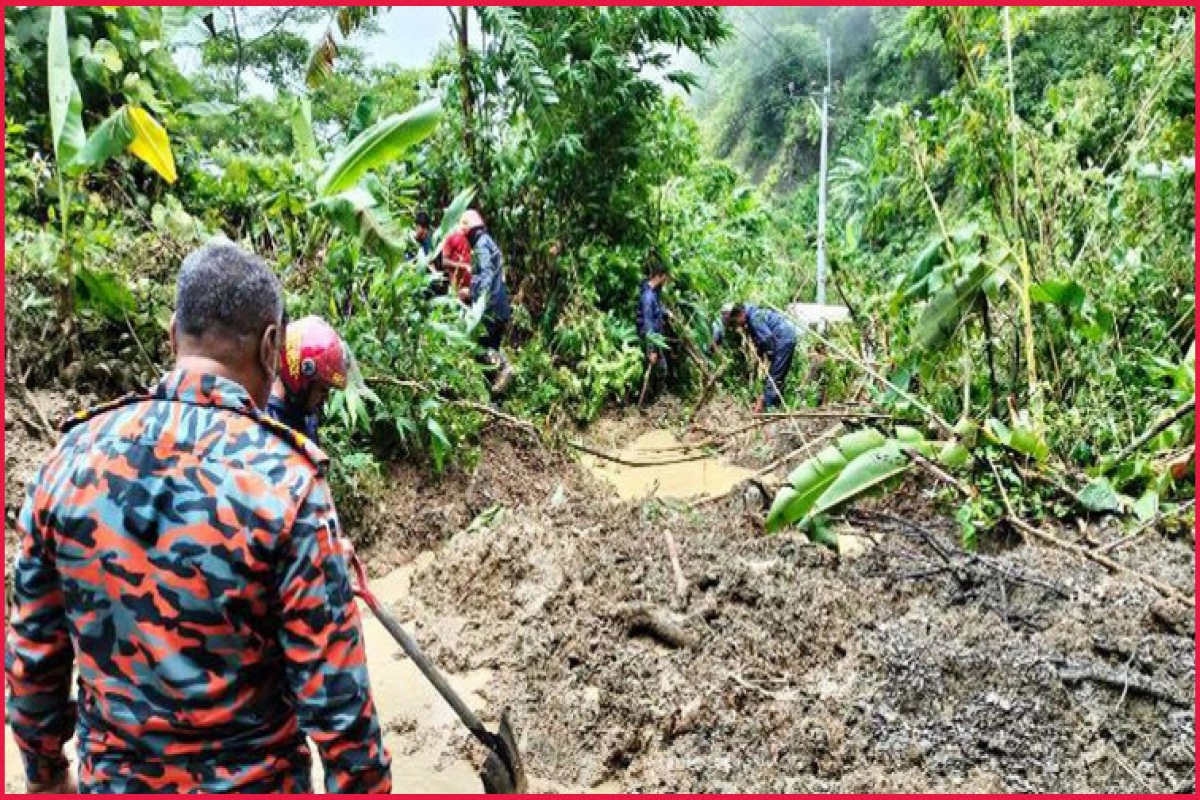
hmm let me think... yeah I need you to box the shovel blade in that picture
[479,709,527,794]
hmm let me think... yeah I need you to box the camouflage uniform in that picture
[5,370,391,793]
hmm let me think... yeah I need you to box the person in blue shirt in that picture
[713,302,797,413]
[636,261,671,389]
[461,209,513,393]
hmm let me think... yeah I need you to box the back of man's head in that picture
[173,239,284,407]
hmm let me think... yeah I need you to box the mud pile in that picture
[399,415,1195,793]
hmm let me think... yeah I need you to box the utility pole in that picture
[816,35,831,306]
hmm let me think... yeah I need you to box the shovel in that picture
[349,553,528,794]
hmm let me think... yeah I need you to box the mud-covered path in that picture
[5,394,1196,792]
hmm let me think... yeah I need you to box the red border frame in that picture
[0,3,1195,797]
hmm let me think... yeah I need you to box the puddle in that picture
[580,429,757,501]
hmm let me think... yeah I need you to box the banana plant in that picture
[47,7,178,323]
[299,96,446,268]
[766,426,972,548]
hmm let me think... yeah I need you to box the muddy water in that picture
[3,554,488,794]
[580,429,756,501]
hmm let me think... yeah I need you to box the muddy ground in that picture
[4,392,1196,792]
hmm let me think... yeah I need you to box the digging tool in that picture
[348,553,528,794]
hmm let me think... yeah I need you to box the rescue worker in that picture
[461,208,513,392]
[713,301,798,413]
[267,314,352,447]
[5,240,391,794]
[636,261,670,395]
[414,210,433,257]
[439,227,474,303]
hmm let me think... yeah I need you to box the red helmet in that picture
[279,316,349,395]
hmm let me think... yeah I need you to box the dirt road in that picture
[5,396,1195,792]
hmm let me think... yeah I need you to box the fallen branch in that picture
[686,362,729,425]
[1056,662,1189,708]
[685,426,843,512]
[755,423,844,479]
[1110,399,1194,467]
[616,602,696,649]
[752,409,892,422]
[769,304,956,436]
[1008,515,1193,607]
[1095,500,1195,555]
[569,441,713,468]
[862,510,1072,600]
[365,374,540,439]
[662,528,688,605]
[903,447,977,498]
[634,438,719,454]
[636,361,653,410]
[452,399,541,439]
[12,380,57,441]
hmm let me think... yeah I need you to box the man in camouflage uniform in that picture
[5,241,392,793]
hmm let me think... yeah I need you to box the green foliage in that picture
[316,100,442,196]
[766,428,887,533]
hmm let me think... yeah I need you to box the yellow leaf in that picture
[126,107,176,184]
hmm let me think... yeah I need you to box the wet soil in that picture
[4,393,1196,792]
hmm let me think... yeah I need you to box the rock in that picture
[1149,598,1193,637]
[550,483,568,508]
[837,533,870,560]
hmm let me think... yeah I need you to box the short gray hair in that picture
[175,239,283,341]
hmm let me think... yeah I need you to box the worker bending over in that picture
[5,240,391,793]
[714,302,798,413]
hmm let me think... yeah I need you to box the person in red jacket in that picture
[440,228,474,302]
[5,240,391,794]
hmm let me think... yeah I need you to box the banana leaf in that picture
[316,99,442,196]
[766,428,886,532]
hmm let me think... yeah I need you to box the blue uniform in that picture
[267,393,321,445]
[743,304,797,409]
[467,228,511,350]
[636,280,668,372]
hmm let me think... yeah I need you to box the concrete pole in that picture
[816,35,831,306]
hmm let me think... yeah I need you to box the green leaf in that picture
[1078,477,1121,514]
[898,235,946,301]
[48,7,86,166]
[1030,279,1086,313]
[347,93,378,141]
[75,266,134,321]
[810,441,911,519]
[1008,412,1049,462]
[429,186,476,252]
[936,441,971,469]
[312,187,406,264]
[161,7,212,44]
[90,38,123,72]
[914,256,993,350]
[291,96,319,164]
[1132,490,1159,522]
[71,106,135,171]
[316,99,442,197]
[766,428,887,532]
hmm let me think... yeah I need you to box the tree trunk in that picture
[456,6,478,176]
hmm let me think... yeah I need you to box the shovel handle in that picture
[348,553,495,747]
